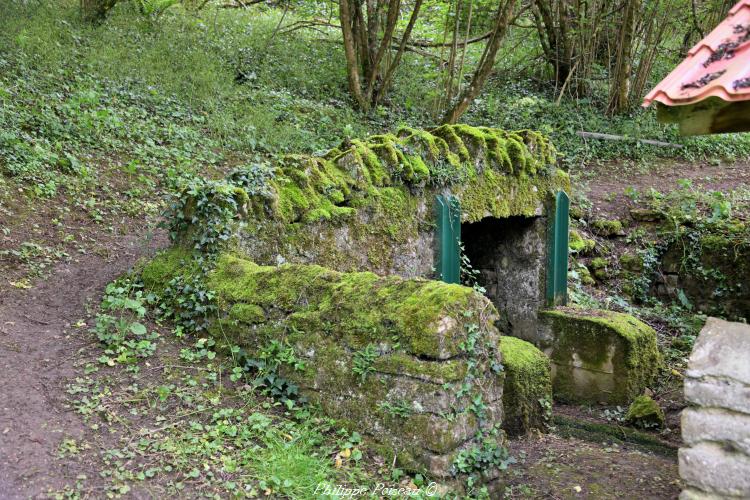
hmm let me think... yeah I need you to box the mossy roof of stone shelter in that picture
[252,124,569,225]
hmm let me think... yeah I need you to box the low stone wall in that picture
[680,317,750,499]
[142,250,507,478]
[654,235,750,322]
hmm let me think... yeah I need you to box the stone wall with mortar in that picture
[463,216,548,341]
[141,250,507,479]
[680,317,750,499]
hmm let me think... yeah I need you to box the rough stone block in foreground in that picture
[537,307,660,404]
[679,442,750,498]
[142,250,505,477]
[680,318,750,499]
[498,336,551,435]
[682,407,750,456]
[686,317,750,386]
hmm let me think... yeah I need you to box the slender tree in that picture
[339,0,424,112]
[442,0,515,123]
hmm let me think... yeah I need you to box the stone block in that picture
[499,336,552,435]
[679,442,750,498]
[680,487,741,499]
[684,377,750,416]
[682,407,750,455]
[687,317,750,386]
[538,307,661,404]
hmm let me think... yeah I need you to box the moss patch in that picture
[569,229,595,255]
[540,307,661,404]
[625,395,665,429]
[591,219,624,237]
[499,336,552,435]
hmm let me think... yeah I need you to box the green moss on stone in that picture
[619,252,643,272]
[625,395,665,429]
[499,336,552,435]
[591,219,623,237]
[140,250,505,479]
[140,247,197,295]
[175,125,568,279]
[569,229,595,254]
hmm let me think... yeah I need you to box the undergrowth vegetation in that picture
[2,0,749,207]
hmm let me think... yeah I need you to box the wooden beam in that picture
[656,98,750,136]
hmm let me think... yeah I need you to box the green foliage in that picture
[452,427,515,491]
[163,163,273,255]
[92,277,159,369]
[236,340,307,406]
[352,344,379,384]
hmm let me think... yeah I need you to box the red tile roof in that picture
[644,1,750,107]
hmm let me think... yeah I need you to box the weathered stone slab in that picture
[686,317,750,386]
[682,407,750,455]
[143,250,506,477]
[684,378,750,415]
[537,307,661,404]
[679,442,750,498]
[680,487,742,499]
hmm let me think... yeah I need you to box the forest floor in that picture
[1,158,747,498]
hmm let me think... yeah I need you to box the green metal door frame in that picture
[546,190,570,306]
[436,195,461,284]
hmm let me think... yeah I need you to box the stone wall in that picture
[680,317,750,499]
[463,216,548,341]
[232,125,568,280]
[654,236,750,322]
[142,249,507,478]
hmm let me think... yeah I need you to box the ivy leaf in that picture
[129,322,147,336]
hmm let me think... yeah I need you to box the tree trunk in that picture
[340,0,369,111]
[607,0,639,114]
[442,0,515,124]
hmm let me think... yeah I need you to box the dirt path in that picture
[0,229,166,499]
[578,160,750,219]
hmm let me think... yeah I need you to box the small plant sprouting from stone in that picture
[352,344,379,384]
[459,242,486,294]
[378,400,412,418]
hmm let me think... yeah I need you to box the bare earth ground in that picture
[1,159,748,498]
[578,160,750,220]
[0,227,166,498]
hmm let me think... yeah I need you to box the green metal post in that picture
[436,195,461,284]
[547,190,570,306]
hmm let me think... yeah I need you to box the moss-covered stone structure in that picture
[538,308,661,404]
[143,250,505,477]
[499,336,552,435]
[231,125,569,342]
[161,124,664,479]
